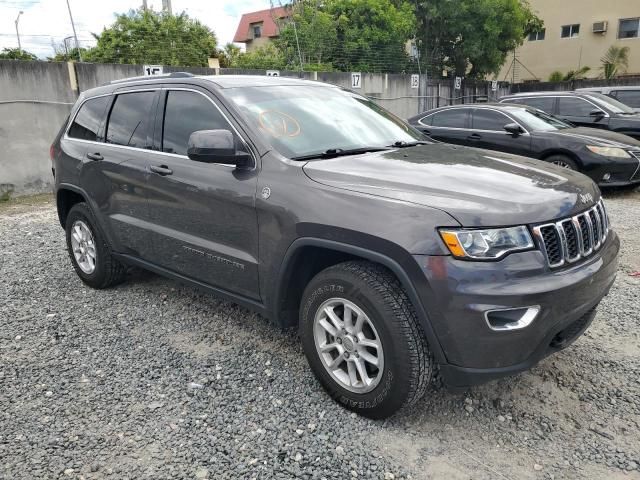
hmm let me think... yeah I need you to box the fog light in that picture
[602,173,611,181]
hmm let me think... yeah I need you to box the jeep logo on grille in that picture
[579,193,594,204]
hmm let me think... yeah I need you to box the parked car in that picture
[51,74,619,418]
[576,86,640,112]
[499,91,640,139]
[407,103,640,187]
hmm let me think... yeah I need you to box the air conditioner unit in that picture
[593,21,608,33]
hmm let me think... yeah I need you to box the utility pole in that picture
[65,0,82,62]
[15,11,23,50]
[142,0,148,10]
[162,0,172,15]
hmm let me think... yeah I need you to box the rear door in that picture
[556,96,609,128]
[469,108,532,156]
[144,86,261,300]
[611,89,640,109]
[416,108,470,145]
[75,88,159,259]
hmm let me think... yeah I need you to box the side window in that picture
[419,114,433,126]
[558,97,596,117]
[519,97,555,113]
[105,91,156,148]
[162,90,231,156]
[431,109,467,128]
[472,109,511,131]
[614,90,640,108]
[68,96,110,141]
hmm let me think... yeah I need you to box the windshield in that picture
[225,85,425,159]
[509,107,573,132]
[587,92,637,114]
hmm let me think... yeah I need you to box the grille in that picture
[533,199,610,268]
[630,151,640,182]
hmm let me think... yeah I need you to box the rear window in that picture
[431,109,467,128]
[68,96,109,141]
[106,91,156,148]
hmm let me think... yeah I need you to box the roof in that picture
[233,6,291,43]
[501,91,580,97]
[198,75,335,89]
[577,86,640,92]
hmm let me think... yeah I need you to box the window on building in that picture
[162,91,231,156]
[253,24,262,38]
[561,24,580,38]
[68,96,109,141]
[618,18,640,39]
[105,91,156,148]
[528,29,546,41]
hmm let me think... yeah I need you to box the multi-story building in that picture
[233,7,291,52]
[497,0,640,82]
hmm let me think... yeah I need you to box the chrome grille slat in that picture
[630,151,640,182]
[533,200,610,269]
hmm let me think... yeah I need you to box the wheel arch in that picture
[539,149,582,167]
[56,185,89,228]
[273,237,447,363]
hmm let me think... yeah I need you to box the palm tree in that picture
[600,45,630,79]
[563,66,591,81]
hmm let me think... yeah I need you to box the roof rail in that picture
[110,71,194,84]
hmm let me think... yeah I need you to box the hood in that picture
[303,144,600,227]
[538,127,640,147]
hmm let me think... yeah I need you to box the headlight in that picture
[439,226,534,260]
[586,146,631,158]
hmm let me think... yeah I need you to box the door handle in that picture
[150,165,173,176]
[86,152,103,161]
[467,133,482,140]
[421,129,431,135]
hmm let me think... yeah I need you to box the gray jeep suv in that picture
[51,74,619,418]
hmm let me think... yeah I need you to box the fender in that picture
[274,237,448,364]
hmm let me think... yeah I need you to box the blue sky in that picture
[0,0,273,58]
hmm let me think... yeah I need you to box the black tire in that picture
[546,154,578,171]
[65,202,126,289]
[300,260,434,419]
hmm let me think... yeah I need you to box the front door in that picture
[145,87,260,300]
[557,96,610,129]
[468,108,532,156]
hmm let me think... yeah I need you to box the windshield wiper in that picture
[390,140,431,148]
[291,146,392,161]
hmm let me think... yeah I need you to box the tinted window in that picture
[614,90,640,108]
[558,97,596,116]
[419,114,433,126]
[68,96,109,141]
[106,92,156,148]
[519,97,555,113]
[431,109,467,128]
[472,109,511,131]
[162,91,230,156]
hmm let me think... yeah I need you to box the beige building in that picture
[498,0,640,82]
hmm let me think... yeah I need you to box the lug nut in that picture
[336,338,342,344]
[344,352,350,359]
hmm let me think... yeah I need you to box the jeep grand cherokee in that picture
[50,74,619,418]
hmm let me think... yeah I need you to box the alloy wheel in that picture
[70,220,97,274]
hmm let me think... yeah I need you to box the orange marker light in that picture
[439,231,466,257]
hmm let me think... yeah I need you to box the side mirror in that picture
[504,123,524,136]
[187,129,251,168]
[589,109,605,118]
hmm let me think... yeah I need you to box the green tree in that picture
[414,0,543,78]
[234,44,286,70]
[600,45,630,80]
[548,70,563,82]
[563,66,590,81]
[85,9,216,66]
[0,48,37,60]
[48,47,90,62]
[216,43,242,68]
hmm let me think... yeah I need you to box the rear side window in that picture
[472,109,511,131]
[613,90,640,108]
[419,114,433,126]
[431,109,467,128]
[162,90,231,156]
[558,97,596,116]
[68,96,109,141]
[106,91,156,148]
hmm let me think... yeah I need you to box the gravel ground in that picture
[1,190,639,480]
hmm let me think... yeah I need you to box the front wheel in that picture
[300,261,434,419]
[547,154,578,171]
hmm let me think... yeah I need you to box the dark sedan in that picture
[407,104,640,187]
[499,91,640,140]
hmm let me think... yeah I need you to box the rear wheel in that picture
[547,154,578,170]
[65,203,126,289]
[300,261,434,419]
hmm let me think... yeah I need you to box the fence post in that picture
[67,61,79,95]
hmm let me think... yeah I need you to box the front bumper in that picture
[413,230,619,387]
[582,152,640,186]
